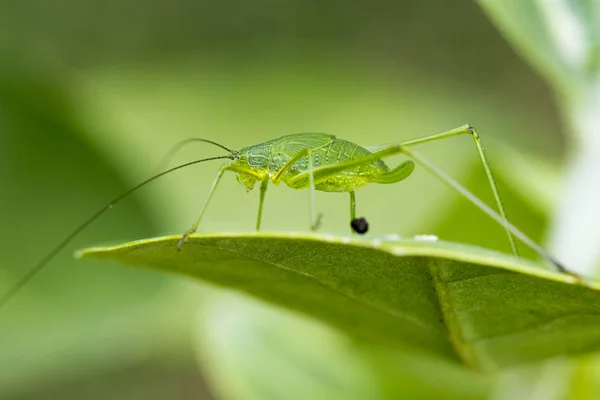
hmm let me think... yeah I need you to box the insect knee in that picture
[466,124,479,139]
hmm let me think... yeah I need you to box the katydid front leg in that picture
[177,166,227,250]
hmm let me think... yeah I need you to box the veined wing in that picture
[271,133,336,158]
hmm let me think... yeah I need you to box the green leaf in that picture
[79,233,600,371]
[478,0,600,93]
[0,57,171,397]
[195,293,490,400]
[195,294,384,400]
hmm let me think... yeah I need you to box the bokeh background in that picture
[1,0,596,399]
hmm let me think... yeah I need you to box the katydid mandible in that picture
[0,124,577,310]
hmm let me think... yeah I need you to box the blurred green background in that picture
[0,0,586,399]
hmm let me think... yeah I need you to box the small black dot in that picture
[351,217,369,234]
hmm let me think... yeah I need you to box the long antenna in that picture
[0,154,233,310]
[156,138,235,172]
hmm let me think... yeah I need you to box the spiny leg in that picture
[177,166,227,250]
[256,178,269,231]
[399,124,518,257]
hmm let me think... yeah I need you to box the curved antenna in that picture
[155,138,235,172]
[0,154,233,311]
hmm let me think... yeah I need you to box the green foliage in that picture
[0,62,173,398]
[478,0,600,93]
[475,3,600,399]
[1,1,576,394]
[80,233,600,371]
[195,293,492,400]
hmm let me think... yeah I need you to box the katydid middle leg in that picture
[272,147,322,230]
[256,177,269,231]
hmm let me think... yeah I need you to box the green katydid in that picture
[0,124,578,310]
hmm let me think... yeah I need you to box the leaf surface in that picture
[79,233,600,371]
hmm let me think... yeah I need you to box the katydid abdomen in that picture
[280,138,389,192]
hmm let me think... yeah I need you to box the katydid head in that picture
[232,145,269,192]
[236,145,269,168]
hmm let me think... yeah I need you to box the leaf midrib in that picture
[426,259,478,368]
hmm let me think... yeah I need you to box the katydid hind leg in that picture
[399,147,578,278]
[288,145,405,188]
[287,139,576,277]
[399,125,518,257]
[372,161,415,184]
[177,166,227,250]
